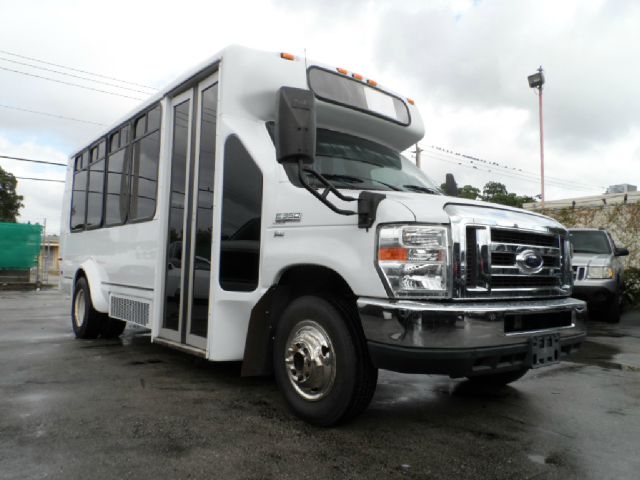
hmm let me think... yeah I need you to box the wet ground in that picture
[1,290,639,480]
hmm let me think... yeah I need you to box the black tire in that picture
[72,276,105,339]
[101,317,127,338]
[273,295,378,427]
[467,368,528,386]
[604,293,622,324]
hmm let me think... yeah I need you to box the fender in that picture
[74,259,109,314]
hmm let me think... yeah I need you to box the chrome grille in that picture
[447,204,572,299]
[458,225,570,298]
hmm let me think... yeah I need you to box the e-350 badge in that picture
[275,212,302,224]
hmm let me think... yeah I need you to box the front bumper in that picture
[358,297,587,377]
[572,277,618,304]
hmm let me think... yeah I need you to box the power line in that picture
[427,144,604,190]
[15,176,65,183]
[0,48,158,90]
[0,56,156,95]
[0,66,145,101]
[0,154,66,167]
[423,150,597,192]
[422,151,602,193]
[0,104,107,126]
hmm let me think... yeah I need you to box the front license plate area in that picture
[529,334,560,369]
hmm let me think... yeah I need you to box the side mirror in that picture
[275,87,316,164]
[444,173,458,197]
[615,247,629,257]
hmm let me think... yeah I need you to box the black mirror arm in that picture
[297,159,357,216]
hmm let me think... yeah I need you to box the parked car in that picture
[569,228,629,322]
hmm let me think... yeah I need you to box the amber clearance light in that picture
[378,247,408,262]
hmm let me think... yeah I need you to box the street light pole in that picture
[528,66,546,208]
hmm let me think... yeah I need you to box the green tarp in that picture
[0,222,42,270]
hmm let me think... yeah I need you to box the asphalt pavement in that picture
[1,290,639,480]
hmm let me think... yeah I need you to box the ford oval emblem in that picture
[516,249,544,274]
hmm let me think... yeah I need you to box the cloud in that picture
[0,0,638,228]
[0,135,67,234]
[374,0,640,149]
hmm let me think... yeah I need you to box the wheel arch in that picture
[241,264,360,377]
[73,260,109,313]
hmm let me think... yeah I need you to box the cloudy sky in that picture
[1,0,639,234]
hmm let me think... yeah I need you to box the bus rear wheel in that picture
[72,276,105,339]
[273,295,378,427]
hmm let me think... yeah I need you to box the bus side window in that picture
[129,105,162,221]
[105,129,130,226]
[86,140,106,228]
[219,135,263,292]
[70,152,88,231]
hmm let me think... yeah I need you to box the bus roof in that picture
[70,45,423,159]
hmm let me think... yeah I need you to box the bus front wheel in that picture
[72,276,105,339]
[273,295,378,426]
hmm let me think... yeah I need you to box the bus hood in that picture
[382,192,566,231]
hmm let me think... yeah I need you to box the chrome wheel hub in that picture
[285,320,336,401]
[74,289,85,328]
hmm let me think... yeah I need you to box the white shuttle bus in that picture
[61,46,586,425]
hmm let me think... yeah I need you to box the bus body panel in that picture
[61,45,425,361]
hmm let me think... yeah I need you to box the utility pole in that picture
[412,144,423,169]
[528,66,546,208]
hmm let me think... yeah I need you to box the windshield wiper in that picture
[321,174,401,191]
[403,184,438,194]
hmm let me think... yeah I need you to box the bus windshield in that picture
[281,128,441,194]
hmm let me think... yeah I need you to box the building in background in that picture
[606,184,637,194]
[41,235,60,273]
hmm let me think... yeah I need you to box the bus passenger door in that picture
[160,73,218,351]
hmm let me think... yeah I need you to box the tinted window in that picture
[104,148,128,225]
[121,125,130,145]
[570,231,612,254]
[191,84,218,336]
[164,100,191,331]
[70,169,87,230]
[86,159,105,228]
[308,67,410,125]
[110,132,119,151]
[220,135,262,291]
[147,105,161,132]
[129,130,160,220]
[134,116,145,138]
[277,127,440,194]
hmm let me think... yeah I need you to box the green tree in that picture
[457,185,481,200]
[481,181,536,208]
[0,165,24,222]
[439,183,481,199]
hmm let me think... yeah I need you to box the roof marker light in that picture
[366,79,378,87]
[407,98,415,105]
[280,52,296,61]
[336,68,348,75]
[352,73,363,81]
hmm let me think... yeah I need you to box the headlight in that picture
[586,266,614,279]
[377,225,450,297]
